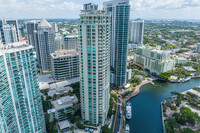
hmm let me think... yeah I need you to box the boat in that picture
[126,101,132,120]
[126,124,130,133]
[184,77,191,82]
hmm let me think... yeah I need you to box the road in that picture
[112,99,121,133]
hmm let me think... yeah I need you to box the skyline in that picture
[1,0,200,19]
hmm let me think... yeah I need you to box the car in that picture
[119,112,122,118]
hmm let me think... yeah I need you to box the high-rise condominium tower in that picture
[27,19,56,73]
[130,20,144,45]
[103,0,130,87]
[0,18,21,44]
[26,20,40,48]
[79,4,111,125]
[0,42,46,133]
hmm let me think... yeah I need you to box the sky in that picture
[0,0,200,20]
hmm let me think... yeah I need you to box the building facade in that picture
[0,18,21,44]
[55,35,62,51]
[2,24,18,44]
[47,95,79,122]
[130,20,144,45]
[196,43,200,53]
[0,33,2,44]
[134,46,175,75]
[0,42,46,133]
[27,19,56,73]
[82,3,98,13]
[51,49,79,81]
[26,20,40,48]
[79,5,111,125]
[63,35,78,50]
[49,22,58,33]
[103,0,130,87]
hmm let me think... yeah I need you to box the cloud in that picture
[44,0,59,2]
[0,0,82,18]
[129,0,200,19]
[50,2,82,11]
[130,0,200,11]
[0,0,200,19]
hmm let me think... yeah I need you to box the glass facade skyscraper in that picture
[0,18,21,44]
[79,4,111,125]
[104,0,130,87]
[27,19,56,73]
[0,42,46,133]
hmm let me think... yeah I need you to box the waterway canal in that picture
[127,78,200,133]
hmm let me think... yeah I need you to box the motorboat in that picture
[126,124,130,133]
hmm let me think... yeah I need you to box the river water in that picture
[126,79,200,133]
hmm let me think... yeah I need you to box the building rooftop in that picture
[47,108,56,114]
[0,42,33,53]
[58,120,71,130]
[63,34,78,38]
[103,0,129,5]
[52,95,78,110]
[38,19,52,28]
[137,45,171,59]
[27,20,40,23]
[48,86,73,97]
[131,20,144,23]
[183,66,196,72]
[39,75,79,90]
[51,49,78,59]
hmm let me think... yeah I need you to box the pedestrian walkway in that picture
[122,80,153,102]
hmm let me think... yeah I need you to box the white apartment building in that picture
[130,20,144,45]
[134,46,175,75]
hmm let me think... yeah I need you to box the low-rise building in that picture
[134,46,175,75]
[58,120,71,132]
[183,66,196,75]
[51,49,79,81]
[47,86,73,97]
[47,95,79,122]
[175,57,187,65]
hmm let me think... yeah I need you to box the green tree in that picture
[165,117,180,133]
[181,128,194,133]
[102,124,112,133]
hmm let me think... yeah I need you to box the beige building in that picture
[51,49,79,81]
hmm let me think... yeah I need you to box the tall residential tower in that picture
[79,4,111,125]
[104,0,130,87]
[0,18,21,44]
[27,19,56,73]
[0,42,46,132]
[130,20,144,45]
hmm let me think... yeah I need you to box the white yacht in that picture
[126,102,132,120]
